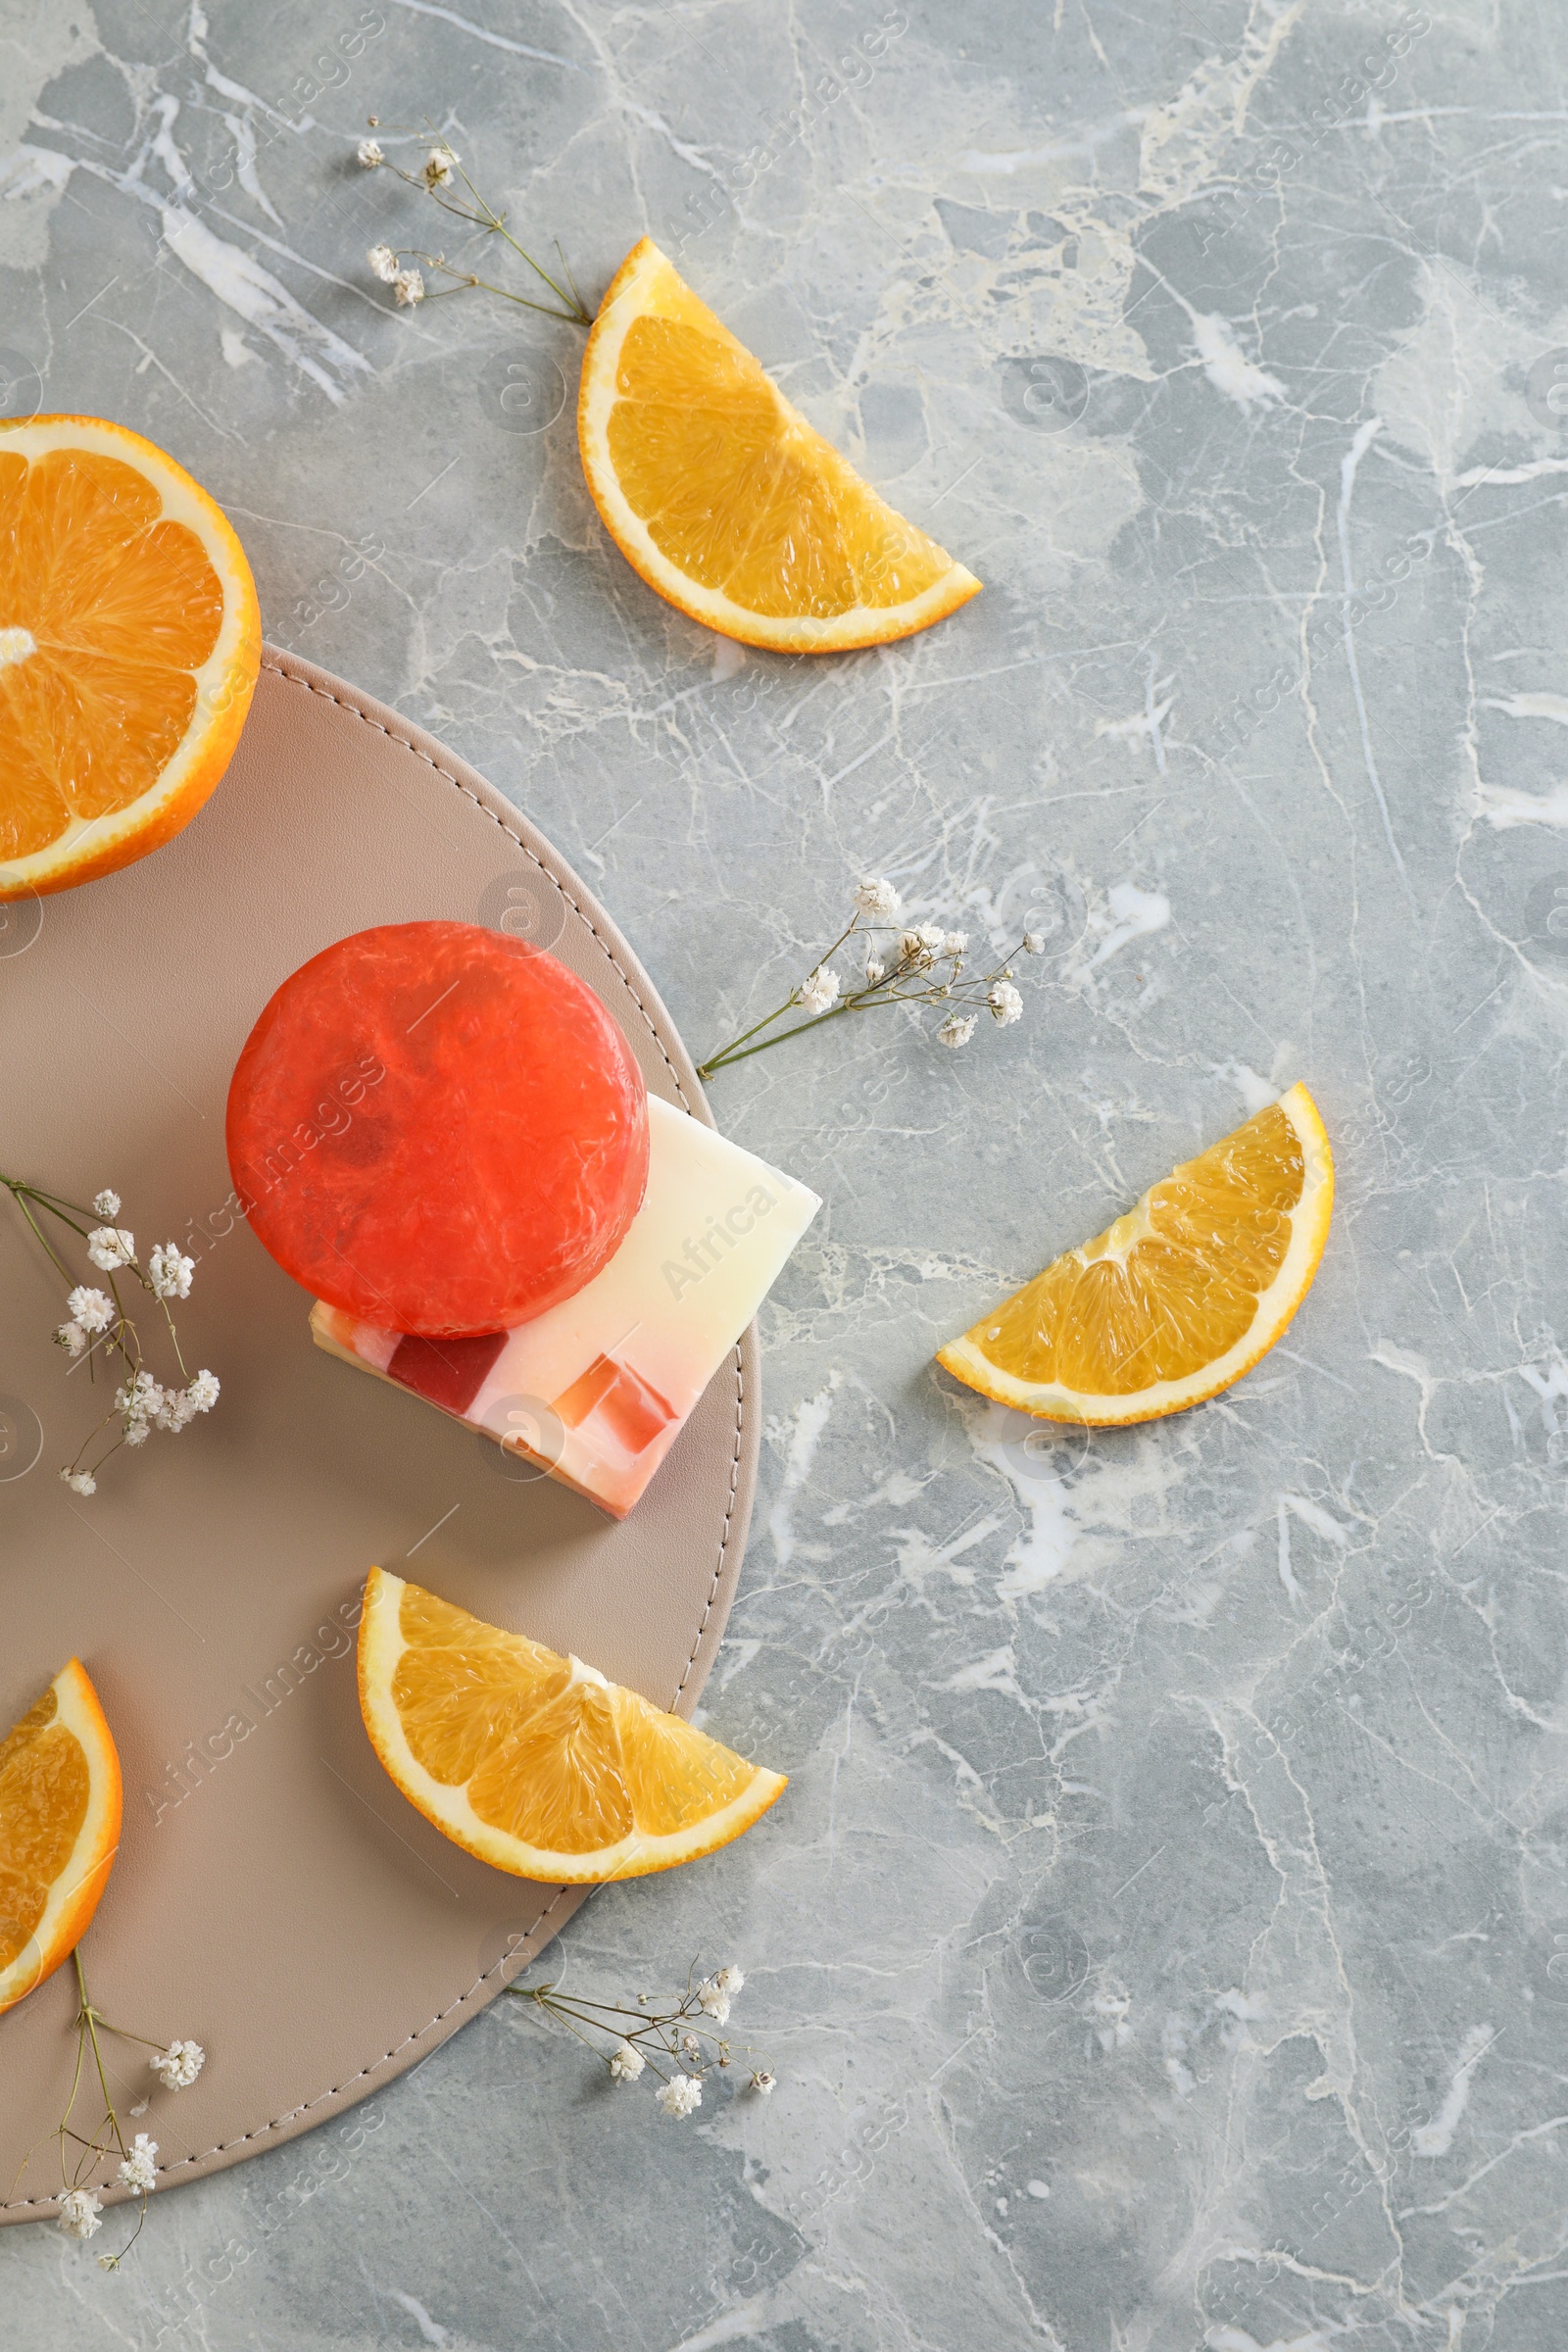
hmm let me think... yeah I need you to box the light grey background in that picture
[3,1,1567,2346]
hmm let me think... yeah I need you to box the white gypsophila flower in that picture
[186,1370,220,1413]
[149,2039,205,2090]
[749,2069,776,2095]
[117,2133,159,2194]
[681,2031,702,2057]
[938,1014,977,1050]
[864,958,884,986]
[1022,931,1047,956]
[696,1979,730,2025]
[422,145,455,188]
[854,877,900,920]
[55,1321,87,1356]
[91,1190,121,1219]
[899,923,945,970]
[368,243,400,282]
[57,2188,103,2240]
[60,1468,97,1495]
[356,137,383,168]
[608,2039,645,2083]
[942,931,969,957]
[148,1245,194,1301]
[393,268,425,308]
[988,980,1024,1026]
[796,966,840,1017]
[153,1387,197,1434]
[716,1965,745,2000]
[119,1373,161,1423]
[68,1286,115,1334]
[123,1422,150,1447]
[657,2073,702,2119]
[86,1227,134,1272]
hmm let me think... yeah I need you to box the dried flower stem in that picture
[697,884,1043,1079]
[28,1952,204,2263]
[505,1963,771,2113]
[0,1175,219,1493]
[59,1954,143,2262]
[359,120,592,323]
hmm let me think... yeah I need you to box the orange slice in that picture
[358,1567,786,1883]
[0,1658,122,2015]
[577,237,981,652]
[938,1083,1334,1426]
[0,416,261,899]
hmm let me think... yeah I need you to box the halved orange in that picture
[578,237,981,652]
[938,1083,1334,1426]
[0,416,261,899]
[358,1567,785,1883]
[0,1658,122,2015]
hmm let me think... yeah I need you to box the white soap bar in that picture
[312,1098,818,1517]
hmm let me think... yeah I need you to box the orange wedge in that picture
[577,237,981,652]
[0,1658,122,2015]
[358,1567,785,1883]
[0,416,261,899]
[938,1083,1334,1426]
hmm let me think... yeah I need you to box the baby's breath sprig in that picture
[41,1948,206,2265]
[506,1963,773,2118]
[697,878,1046,1080]
[355,119,592,323]
[0,1174,219,1494]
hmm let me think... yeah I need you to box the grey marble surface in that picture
[4,0,1568,2345]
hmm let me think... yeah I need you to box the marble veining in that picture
[4,0,1568,2345]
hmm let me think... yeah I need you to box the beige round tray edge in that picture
[0,645,761,2220]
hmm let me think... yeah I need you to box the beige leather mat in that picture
[0,648,759,2223]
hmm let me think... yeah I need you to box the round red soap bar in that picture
[226,921,649,1337]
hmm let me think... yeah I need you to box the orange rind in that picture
[938,1084,1334,1426]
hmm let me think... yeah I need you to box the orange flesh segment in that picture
[379,1575,779,1862]
[611,1689,760,1831]
[0,448,223,861]
[976,1103,1306,1395]
[607,312,953,619]
[579,240,978,650]
[0,1683,88,1971]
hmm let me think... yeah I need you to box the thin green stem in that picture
[697,917,873,1076]
[509,1984,732,2084]
[484,217,589,321]
[527,1989,720,2045]
[60,1952,154,2266]
[695,993,799,1073]
[448,151,589,320]
[700,1001,857,1074]
[513,1989,678,2083]
[407,260,587,322]
[89,2019,167,2052]
[4,1187,76,1288]
[79,2003,124,2169]
[0,1173,88,1211]
[378,140,592,325]
[697,929,1037,1079]
[158,1295,189,1382]
[57,1955,91,2183]
[555,240,588,318]
[533,2002,612,2063]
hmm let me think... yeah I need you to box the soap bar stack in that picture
[226,920,817,1519]
[312,1099,818,1516]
